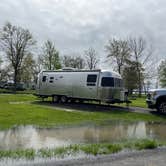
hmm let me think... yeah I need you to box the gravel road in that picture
[23,148,166,166]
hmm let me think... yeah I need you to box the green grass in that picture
[0,94,165,130]
[80,143,122,155]
[116,96,147,108]
[123,139,158,150]
[0,139,163,159]
[0,88,35,94]
[0,149,35,160]
[129,96,147,108]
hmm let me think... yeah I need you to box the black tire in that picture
[70,99,75,103]
[157,101,166,113]
[78,99,84,103]
[52,95,59,103]
[60,96,68,103]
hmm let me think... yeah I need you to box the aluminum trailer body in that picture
[36,69,125,103]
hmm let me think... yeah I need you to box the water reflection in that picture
[0,122,165,150]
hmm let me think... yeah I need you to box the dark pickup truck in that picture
[146,89,166,113]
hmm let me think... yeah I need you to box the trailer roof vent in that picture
[62,67,76,71]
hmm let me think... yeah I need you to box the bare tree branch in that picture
[105,38,130,74]
[84,47,99,70]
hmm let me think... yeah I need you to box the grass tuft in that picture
[134,139,158,150]
[0,149,35,160]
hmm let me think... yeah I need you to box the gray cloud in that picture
[0,0,166,68]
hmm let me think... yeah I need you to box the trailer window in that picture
[49,77,54,83]
[42,76,47,82]
[101,77,114,87]
[87,75,97,86]
[87,75,97,82]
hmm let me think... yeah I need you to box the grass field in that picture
[0,94,165,130]
[0,94,165,159]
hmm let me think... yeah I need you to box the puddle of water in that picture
[0,122,166,150]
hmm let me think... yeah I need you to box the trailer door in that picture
[86,74,98,99]
[40,74,49,95]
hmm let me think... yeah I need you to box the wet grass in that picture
[0,149,35,160]
[80,143,122,155]
[123,139,158,150]
[0,139,163,159]
[0,94,166,130]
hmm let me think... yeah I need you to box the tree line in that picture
[0,22,99,89]
[0,22,165,94]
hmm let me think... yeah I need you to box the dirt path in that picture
[35,101,156,114]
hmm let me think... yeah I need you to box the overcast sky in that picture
[0,0,166,68]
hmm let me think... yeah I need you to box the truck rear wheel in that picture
[60,96,68,103]
[157,101,166,113]
[52,95,59,103]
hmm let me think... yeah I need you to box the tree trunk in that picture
[14,68,18,92]
[118,66,121,74]
[138,71,142,97]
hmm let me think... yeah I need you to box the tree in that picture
[105,39,131,74]
[123,60,144,95]
[20,53,36,87]
[0,65,12,81]
[158,59,166,88]
[42,40,61,70]
[128,37,153,96]
[62,55,85,69]
[143,80,151,94]
[0,56,2,68]
[0,22,35,90]
[0,56,2,78]
[33,54,43,83]
[84,47,99,70]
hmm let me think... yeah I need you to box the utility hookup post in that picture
[125,91,130,109]
[126,100,129,108]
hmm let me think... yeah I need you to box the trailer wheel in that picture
[70,99,75,103]
[52,95,59,103]
[60,96,68,103]
[78,99,84,103]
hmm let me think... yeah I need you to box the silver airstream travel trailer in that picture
[36,68,125,104]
